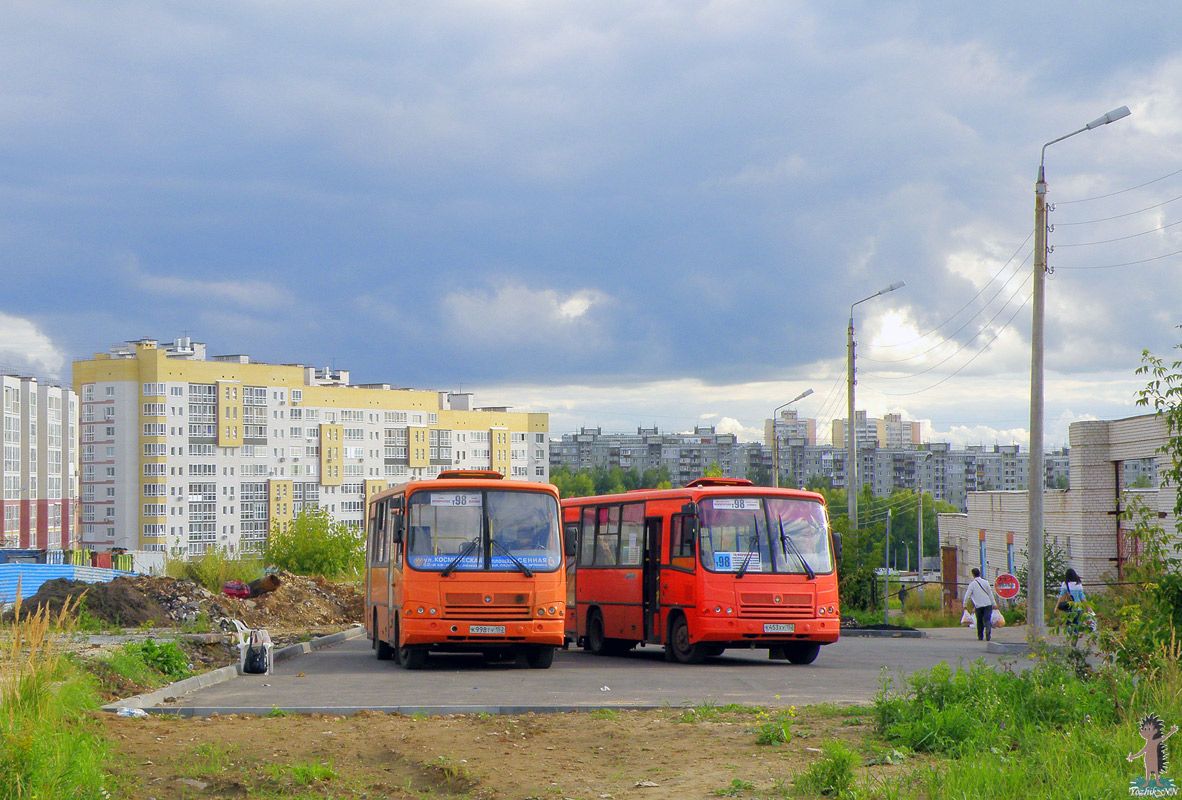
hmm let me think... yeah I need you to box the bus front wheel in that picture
[666,615,706,664]
[784,643,820,665]
[399,645,428,670]
[524,644,555,669]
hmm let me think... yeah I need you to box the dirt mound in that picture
[123,571,365,633]
[10,577,171,627]
[6,572,364,634]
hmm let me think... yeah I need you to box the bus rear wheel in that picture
[523,644,555,669]
[666,615,706,664]
[587,609,609,655]
[374,613,394,661]
[784,643,820,665]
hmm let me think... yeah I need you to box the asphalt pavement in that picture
[149,623,1040,716]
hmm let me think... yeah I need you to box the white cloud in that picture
[0,313,66,378]
[440,284,611,347]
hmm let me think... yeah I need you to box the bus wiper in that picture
[777,518,815,580]
[491,538,534,577]
[735,535,760,578]
[440,538,480,577]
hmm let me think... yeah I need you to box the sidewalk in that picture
[923,623,1068,655]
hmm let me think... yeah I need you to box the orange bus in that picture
[366,470,565,670]
[562,478,841,664]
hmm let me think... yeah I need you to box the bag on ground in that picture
[990,608,1005,627]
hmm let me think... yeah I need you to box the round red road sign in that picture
[994,573,1020,599]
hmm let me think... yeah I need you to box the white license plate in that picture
[470,625,506,635]
[764,623,795,634]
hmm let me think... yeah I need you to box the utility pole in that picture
[883,509,892,626]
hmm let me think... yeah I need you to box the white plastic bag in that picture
[990,608,1005,627]
[960,610,973,626]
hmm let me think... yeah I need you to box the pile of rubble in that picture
[14,571,364,634]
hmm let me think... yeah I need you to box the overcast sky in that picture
[3,2,1181,449]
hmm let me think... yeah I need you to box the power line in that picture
[1054,191,1182,226]
[861,247,1033,365]
[866,230,1034,352]
[1056,249,1182,271]
[1056,166,1182,205]
[861,269,1031,377]
[1055,216,1182,247]
[863,287,1033,398]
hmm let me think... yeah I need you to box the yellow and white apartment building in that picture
[73,338,550,556]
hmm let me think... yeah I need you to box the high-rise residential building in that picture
[830,411,922,450]
[73,338,549,556]
[764,409,816,486]
[0,375,78,549]
[549,426,746,486]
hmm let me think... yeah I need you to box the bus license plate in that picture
[764,623,795,634]
[470,625,506,635]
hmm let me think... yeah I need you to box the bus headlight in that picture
[537,608,546,617]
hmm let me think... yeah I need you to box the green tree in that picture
[265,506,364,578]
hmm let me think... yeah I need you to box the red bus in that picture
[366,470,565,669]
[562,478,841,664]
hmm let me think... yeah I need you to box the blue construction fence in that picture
[0,551,138,609]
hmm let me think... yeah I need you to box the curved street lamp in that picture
[847,281,905,530]
[1028,105,1130,640]
[771,388,814,488]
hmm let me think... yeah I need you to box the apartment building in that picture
[549,425,749,486]
[73,338,549,556]
[0,375,78,549]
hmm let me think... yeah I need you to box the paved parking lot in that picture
[157,624,1036,716]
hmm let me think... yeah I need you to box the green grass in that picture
[0,594,113,799]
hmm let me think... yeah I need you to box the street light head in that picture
[794,388,815,402]
[1085,105,1131,130]
[881,280,905,294]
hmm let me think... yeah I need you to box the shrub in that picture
[794,740,858,797]
[265,506,364,578]
[166,547,261,593]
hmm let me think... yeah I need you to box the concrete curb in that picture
[102,625,365,713]
[840,628,926,639]
[122,702,849,718]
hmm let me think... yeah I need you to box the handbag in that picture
[1056,599,1071,612]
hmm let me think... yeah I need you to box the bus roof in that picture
[560,481,826,507]
[370,475,560,504]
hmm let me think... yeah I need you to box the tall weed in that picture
[165,547,261,592]
[1,591,111,799]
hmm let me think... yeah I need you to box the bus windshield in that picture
[405,488,562,572]
[698,496,833,575]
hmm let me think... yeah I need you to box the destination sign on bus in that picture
[711,498,761,510]
[429,492,482,507]
[714,552,762,572]
[410,554,560,570]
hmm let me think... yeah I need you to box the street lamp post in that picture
[1028,105,1130,640]
[772,388,814,488]
[917,451,933,596]
[847,281,905,530]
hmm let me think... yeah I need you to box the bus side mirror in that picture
[831,531,842,566]
[681,501,698,518]
[390,515,404,545]
[563,525,579,558]
[682,516,699,545]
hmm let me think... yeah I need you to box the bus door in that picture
[643,517,662,642]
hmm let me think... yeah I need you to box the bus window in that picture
[579,507,596,566]
[619,503,644,566]
[767,497,833,574]
[669,515,695,570]
[406,491,483,569]
[595,506,620,566]
[489,490,561,568]
[699,498,770,573]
